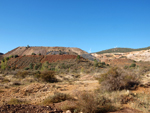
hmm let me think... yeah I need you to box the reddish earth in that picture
[41,55,82,63]
[0,104,63,113]
[7,55,81,69]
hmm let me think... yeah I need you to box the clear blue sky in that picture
[0,0,150,53]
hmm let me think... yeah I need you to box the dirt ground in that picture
[0,73,148,113]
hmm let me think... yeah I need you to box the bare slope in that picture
[4,46,88,57]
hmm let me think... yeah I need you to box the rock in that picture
[66,110,72,113]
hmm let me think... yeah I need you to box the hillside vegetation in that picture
[96,46,150,54]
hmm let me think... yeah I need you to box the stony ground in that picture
[0,73,150,113]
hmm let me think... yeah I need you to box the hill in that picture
[4,46,88,57]
[96,46,150,54]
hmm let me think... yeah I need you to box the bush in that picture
[15,71,29,78]
[14,55,19,58]
[29,63,34,69]
[75,91,115,113]
[5,57,9,61]
[98,67,140,92]
[32,53,36,55]
[43,93,72,104]
[40,71,57,82]
[34,64,38,70]
[130,63,136,68]
[24,67,29,70]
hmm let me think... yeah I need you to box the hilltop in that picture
[96,46,150,54]
[4,46,88,57]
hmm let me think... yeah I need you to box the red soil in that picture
[7,55,80,69]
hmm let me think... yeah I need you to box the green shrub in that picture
[98,67,139,92]
[24,67,29,70]
[34,64,38,70]
[9,55,13,58]
[39,53,41,55]
[29,63,34,69]
[0,60,7,70]
[5,57,9,61]
[14,55,19,58]
[32,53,36,55]
[130,63,136,68]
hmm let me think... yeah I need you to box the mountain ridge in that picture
[96,46,150,54]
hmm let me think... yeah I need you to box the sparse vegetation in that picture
[98,67,140,92]
[43,92,73,104]
[7,98,29,105]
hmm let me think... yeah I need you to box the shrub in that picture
[29,63,34,69]
[34,64,38,70]
[130,63,136,68]
[5,57,9,61]
[75,91,115,113]
[39,53,41,55]
[9,55,13,58]
[94,59,98,67]
[98,67,140,92]
[15,71,29,78]
[43,93,72,104]
[77,55,80,60]
[32,53,36,55]
[24,67,29,70]
[14,55,19,58]
[0,59,7,70]
[40,71,57,82]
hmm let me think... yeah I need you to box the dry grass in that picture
[75,91,116,113]
[43,92,73,105]
[129,93,150,113]
[6,98,29,105]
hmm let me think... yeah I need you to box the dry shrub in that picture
[15,71,29,78]
[129,93,150,113]
[2,78,10,83]
[75,91,116,113]
[60,101,77,112]
[98,67,140,92]
[43,93,73,105]
[36,70,57,82]
[7,98,29,105]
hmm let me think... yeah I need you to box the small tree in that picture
[32,53,36,55]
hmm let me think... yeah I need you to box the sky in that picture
[0,0,150,53]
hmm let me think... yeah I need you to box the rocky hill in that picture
[93,49,150,62]
[4,46,88,57]
[96,46,150,54]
